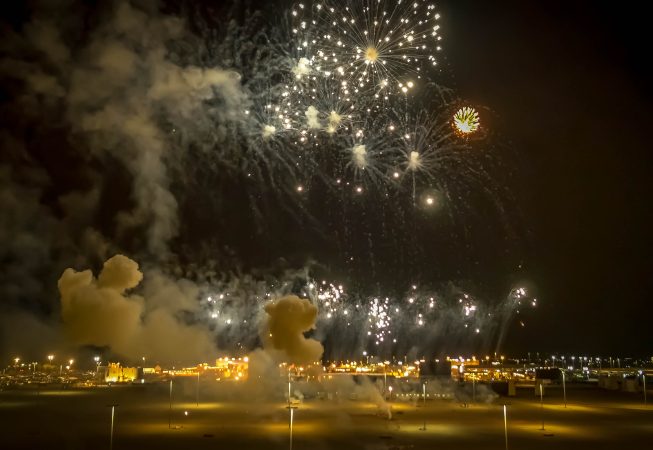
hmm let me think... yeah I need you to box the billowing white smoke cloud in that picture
[59,254,216,363]
[65,2,246,256]
[1,1,248,258]
[261,295,324,365]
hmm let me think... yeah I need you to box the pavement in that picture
[0,381,651,449]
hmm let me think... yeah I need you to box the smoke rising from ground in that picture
[261,295,324,365]
[58,254,216,363]
[0,0,247,265]
[0,0,251,358]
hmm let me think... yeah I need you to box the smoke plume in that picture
[0,0,250,359]
[261,295,324,364]
[58,254,216,363]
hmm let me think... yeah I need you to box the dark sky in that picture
[443,0,653,355]
[1,0,651,360]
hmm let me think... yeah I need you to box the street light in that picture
[94,356,101,377]
[383,362,388,395]
[503,404,509,450]
[539,383,545,431]
[287,405,298,450]
[168,378,173,429]
[107,404,118,450]
[47,354,54,363]
[561,369,567,408]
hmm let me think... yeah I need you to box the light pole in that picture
[196,371,200,407]
[383,363,387,395]
[422,382,427,406]
[503,404,509,450]
[561,369,567,408]
[287,405,298,450]
[539,383,545,430]
[641,371,647,405]
[168,378,173,429]
[108,404,118,450]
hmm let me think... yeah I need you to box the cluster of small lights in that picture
[509,286,537,322]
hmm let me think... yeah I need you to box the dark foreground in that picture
[0,382,651,450]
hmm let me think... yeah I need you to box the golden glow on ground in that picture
[603,402,651,411]
[510,420,606,439]
[175,402,224,411]
[540,403,607,414]
[33,390,89,396]
[0,401,33,408]
[260,421,320,435]
[394,422,465,436]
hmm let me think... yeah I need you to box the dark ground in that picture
[0,380,651,450]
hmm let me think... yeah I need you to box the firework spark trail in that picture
[193,264,536,360]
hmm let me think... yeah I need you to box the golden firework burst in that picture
[453,107,480,135]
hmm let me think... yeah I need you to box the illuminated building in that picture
[103,363,142,383]
[324,360,421,378]
[213,357,248,380]
[447,356,535,383]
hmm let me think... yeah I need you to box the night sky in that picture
[444,0,653,355]
[1,0,651,359]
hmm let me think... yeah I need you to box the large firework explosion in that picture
[0,0,528,362]
[169,0,527,359]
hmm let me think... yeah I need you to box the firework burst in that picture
[291,0,443,102]
[453,106,481,135]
